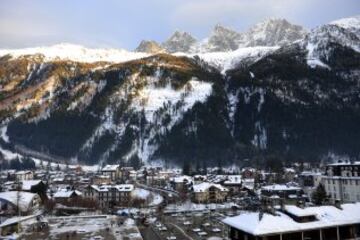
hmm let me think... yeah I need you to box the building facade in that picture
[192,182,228,203]
[83,184,134,208]
[323,161,360,203]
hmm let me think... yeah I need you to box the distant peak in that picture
[170,30,195,39]
[213,24,237,33]
[135,40,165,53]
[162,30,197,53]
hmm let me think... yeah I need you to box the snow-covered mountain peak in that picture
[193,24,243,53]
[303,23,360,68]
[330,15,360,38]
[162,31,197,53]
[243,18,307,47]
[330,15,360,29]
[0,43,149,63]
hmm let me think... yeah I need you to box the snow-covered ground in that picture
[131,188,164,206]
[21,215,143,240]
[0,144,99,172]
[134,78,213,122]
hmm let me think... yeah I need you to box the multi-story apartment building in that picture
[191,182,228,203]
[83,184,134,208]
[323,161,360,203]
[101,165,120,181]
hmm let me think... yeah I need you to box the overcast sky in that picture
[0,0,359,50]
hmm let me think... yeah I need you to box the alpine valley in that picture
[0,16,359,168]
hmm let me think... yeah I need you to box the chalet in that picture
[192,182,228,203]
[223,175,242,194]
[0,191,40,215]
[170,175,193,192]
[21,180,46,192]
[261,184,307,205]
[223,203,360,240]
[53,188,82,203]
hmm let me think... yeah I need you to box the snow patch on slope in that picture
[179,46,278,74]
[133,78,213,122]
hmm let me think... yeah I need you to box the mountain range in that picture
[0,16,359,168]
[136,18,307,53]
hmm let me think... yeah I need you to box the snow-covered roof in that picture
[192,182,228,193]
[53,189,82,198]
[0,191,38,212]
[223,203,360,236]
[284,168,296,173]
[284,205,317,217]
[261,184,301,192]
[90,184,134,192]
[171,175,192,183]
[21,180,43,191]
[300,171,322,176]
[15,170,32,175]
[101,164,119,171]
[224,175,242,185]
[327,161,360,166]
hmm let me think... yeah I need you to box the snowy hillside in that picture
[0,43,149,63]
[191,46,278,73]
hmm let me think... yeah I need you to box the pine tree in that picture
[312,183,327,205]
[182,161,191,175]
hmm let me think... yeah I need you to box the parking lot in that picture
[140,209,241,240]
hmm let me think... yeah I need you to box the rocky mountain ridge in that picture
[137,18,307,53]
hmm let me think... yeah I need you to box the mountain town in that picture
[0,0,360,239]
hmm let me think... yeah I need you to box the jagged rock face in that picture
[243,18,307,47]
[162,31,197,53]
[135,40,166,53]
[198,24,244,52]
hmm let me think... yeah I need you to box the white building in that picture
[322,161,360,203]
[223,203,360,240]
[83,184,134,208]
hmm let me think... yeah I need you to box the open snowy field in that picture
[20,215,142,240]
